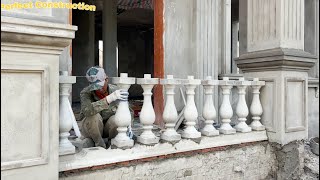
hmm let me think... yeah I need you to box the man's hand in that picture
[106,89,129,104]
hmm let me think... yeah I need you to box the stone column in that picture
[103,0,117,77]
[111,73,135,149]
[72,8,95,102]
[220,0,232,75]
[59,72,77,155]
[236,0,317,145]
[1,16,76,179]
[194,0,220,117]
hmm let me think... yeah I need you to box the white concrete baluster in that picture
[136,74,159,145]
[160,75,181,143]
[201,76,219,136]
[234,78,252,132]
[250,78,266,131]
[111,73,135,149]
[219,77,236,134]
[59,71,76,155]
[181,76,202,139]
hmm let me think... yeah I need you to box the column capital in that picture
[236,48,317,73]
[1,16,77,53]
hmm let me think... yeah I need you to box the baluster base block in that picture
[111,138,134,149]
[181,129,201,139]
[219,123,236,134]
[59,146,75,156]
[251,124,266,131]
[235,122,252,133]
[235,126,252,133]
[201,127,220,136]
[161,133,181,143]
[219,128,236,134]
[250,120,266,131]
[137,136,160,145]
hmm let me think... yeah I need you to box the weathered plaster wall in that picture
[59,142,277,180]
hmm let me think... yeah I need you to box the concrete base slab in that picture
[59,131,268,172]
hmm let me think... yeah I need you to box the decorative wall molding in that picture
[1,64,49,170]
[284,77,307,133]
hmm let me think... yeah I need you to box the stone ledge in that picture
[59,131,268,172]
[1,16,77,48]
[235,48,317,72]
[308,78,319,88]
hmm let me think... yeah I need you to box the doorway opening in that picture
[71,0,163,130]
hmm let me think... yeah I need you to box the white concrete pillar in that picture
[237,0,317,145]
[247,0,304,52]
[181,76,201,139]
[201,76,219,136]
[160,75,181,143]
[305,0,319,78]
[249,78,266,131]
[232,21,240,74]
[221,0,232,74]
[59,71,76,155]
[195,0,220,116]
[219,77,236,134]
[103,0,117,77]
[234,78,252,132]
[111,73,135,149]
[136,74,160,145]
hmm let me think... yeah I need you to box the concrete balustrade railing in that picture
[62,74,266,149]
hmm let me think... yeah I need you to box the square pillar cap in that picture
[111,73,136,84]
[136,74,159,84]
[235,48,317,72]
